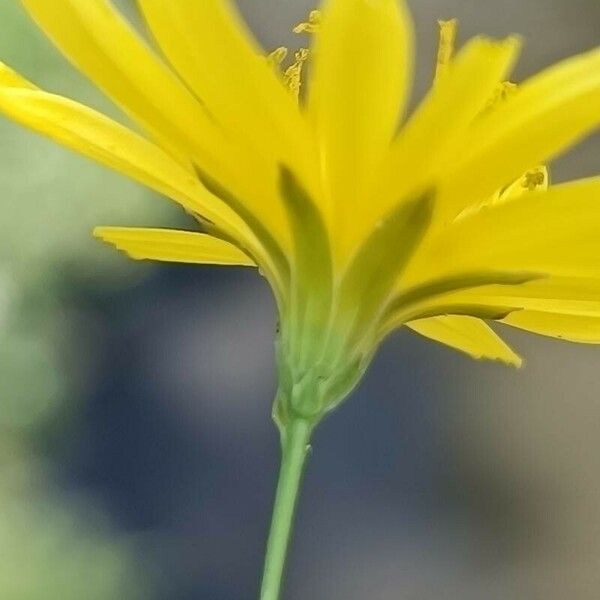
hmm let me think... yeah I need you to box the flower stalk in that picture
[259,417,313,600]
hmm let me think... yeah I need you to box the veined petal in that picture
[308,0,413,257]
[374,35,520,229]
[0,63,245,237]
[502,311,600,343]
[19,0,291,250]
[389,270,541,318]
[407,316,522,366]
[20,0,222,163]
[136,0,311,170]
[448,277,600,316]
[399,276,600,342]
[94,227,255,266]
[406,178,600,284]
[440,46,600,220]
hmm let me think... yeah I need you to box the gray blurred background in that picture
[1,0,599,598]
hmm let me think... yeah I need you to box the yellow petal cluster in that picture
[4,0,600,421]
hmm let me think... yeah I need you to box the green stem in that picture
[259,417,313,600]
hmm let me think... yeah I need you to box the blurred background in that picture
[1,0,599,598]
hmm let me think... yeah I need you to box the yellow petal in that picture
[94,227,255,266]
[450,277,600,316]
[408,178,600,284]
[308,0,413,257]
[501,311,600,343]
[20,0,222,164]
[399,276,600,344]
[407,316,522,366]
[0,63,246,237]
[19,0,291,251]
[390,270,540,317]
[440,46,600,220]
[136,0,310,169]
[373,35,520,233]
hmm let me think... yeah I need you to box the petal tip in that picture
[509,353,524,369]
[92,226,115,242]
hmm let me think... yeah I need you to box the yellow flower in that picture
[3,1,600,425]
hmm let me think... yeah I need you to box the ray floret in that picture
[3,0,600,413]
[4,4,600,598]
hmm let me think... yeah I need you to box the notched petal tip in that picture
[408,316,523,368]
[474,349,523,368]
[93,226,139,260]
[92,226,256,267]
[460,34,522,72]
[93,226,142,257]
[468,33,522,49]
[93,226,115,242]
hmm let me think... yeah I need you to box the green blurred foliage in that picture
[0,488,153,600]
[0,1,173,428]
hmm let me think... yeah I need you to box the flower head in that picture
[3,1,600,427]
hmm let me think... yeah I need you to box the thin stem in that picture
[259,417,313,600]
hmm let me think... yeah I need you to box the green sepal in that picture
[278,166,333,370]
[330,189,434,356]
